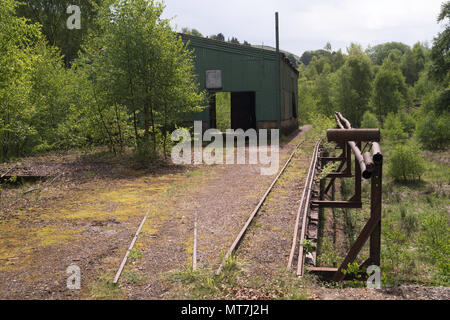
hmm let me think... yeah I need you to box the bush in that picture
[388,141,425,181]
[383,112,408,142]
[133,136,157,164]
[416,111,450,150]
[307,112,335,140]
[361,111,379,128]
[417,211,450,285]
[398,111,416,137]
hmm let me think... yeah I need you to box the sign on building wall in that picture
[206,70,222,89]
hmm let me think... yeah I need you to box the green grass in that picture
[372,142,448,286]
[216,92,231,132]
[162,254,310,300]
[123,270,148,284]
[87,273,125,300]
[315,138,449,287]
[128,249,142,262]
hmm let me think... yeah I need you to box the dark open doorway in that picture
[209,91,256,131]
[231,91,256,131]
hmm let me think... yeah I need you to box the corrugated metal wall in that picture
[181,34,298,131]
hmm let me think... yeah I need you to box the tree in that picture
[383,113,408,142]
[412,42,427,74]
[300,49,331,66]
[15,0,104,66]
[330,49,345,71]
[79,0,204,159]
[0,0,42,160]
[430,1,450,82]
[210,33,225,41]
[361,111,379,128]
[367,42,411,65]
[314,74,333,116]
[229,37,240,44]
[371,62,408,123]
[331,44,373,126]
[388,141,425,181]
[181,27,203,37]
[415,1,450,150]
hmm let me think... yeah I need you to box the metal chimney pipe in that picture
[275,12,279,54]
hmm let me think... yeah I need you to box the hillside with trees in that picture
[299,1,449,287]
[0,0,204,162]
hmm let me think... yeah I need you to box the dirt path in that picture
[235,138,315,277]
[124,128,310,299]
[0,127,310,299]
[310,286,450,300]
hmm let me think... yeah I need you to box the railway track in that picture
[209,137,322,276]
[289,141,321,276]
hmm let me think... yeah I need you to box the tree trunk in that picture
[114,104,124,152]
[163,104,167,159]
[133,110,139,144]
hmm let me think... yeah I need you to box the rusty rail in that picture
[215,138,305,275]
[287,141,320,273]
[299,112,383,281]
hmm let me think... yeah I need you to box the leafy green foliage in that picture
[15,0,104,66]
[0,0,41,160]
[332,44,373,126]
[360,111,379,128]
[430,1,450,82]
[367,42,411,65]
[78,0,205,160]
[307,113,335,140]
[388,142,425,181]
[383,113,408,142]
[215,92,231,132]
[371,64,408,122]
[417,210,450,285]
[416,110,450,150]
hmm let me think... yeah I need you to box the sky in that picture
[161,0,447,56]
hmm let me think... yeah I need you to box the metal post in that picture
[275,12,281,130]
[369,162,382,266]
[353,142,362,201]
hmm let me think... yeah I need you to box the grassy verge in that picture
[162,253,311,300]
[316,137,450,287]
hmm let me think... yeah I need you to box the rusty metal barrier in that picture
[306,112,383,281]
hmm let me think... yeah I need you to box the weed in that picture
[128,249,142,262]
[301,239,316,255]
[317,237,340,266]
[319,162,339,180]
[417,211,450,285]
[88,273,124,300]
[341,261,365,288]
[123,270,148,284]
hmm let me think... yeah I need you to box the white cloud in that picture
[162,0,445,55]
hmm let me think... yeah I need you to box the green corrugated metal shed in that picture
[180,33,299,134]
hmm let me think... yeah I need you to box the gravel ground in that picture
[311,285,450,300]
[126,128,310,299]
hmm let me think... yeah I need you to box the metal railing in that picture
[307,112,383,281]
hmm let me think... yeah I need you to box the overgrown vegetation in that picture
[309,2,449,287]
[298,2,449,151]
[163,254,310,300]
[0,0,205,163]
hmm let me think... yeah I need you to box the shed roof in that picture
[179,33,299,75]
